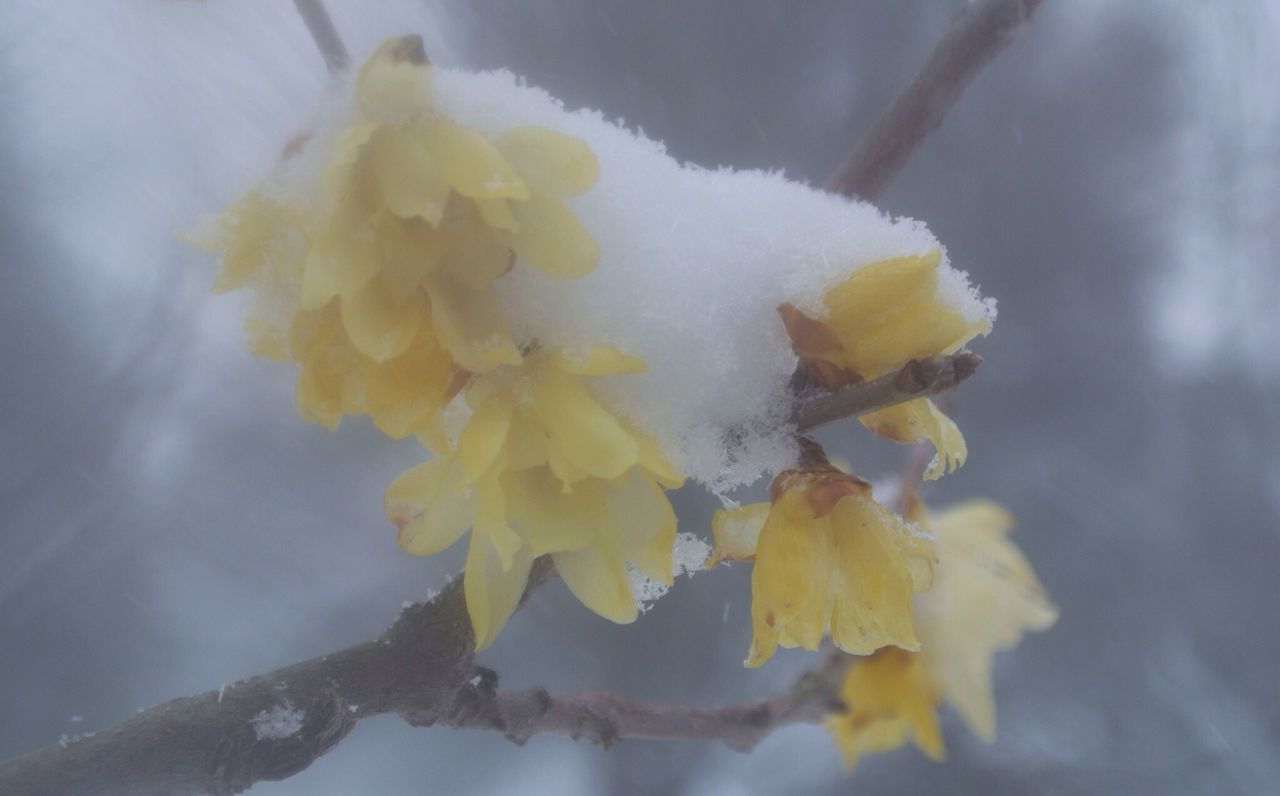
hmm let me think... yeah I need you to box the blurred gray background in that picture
[2,1,1278,793]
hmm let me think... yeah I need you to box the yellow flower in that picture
[914,499,1058,740]
[824,498,1057,768]
[191,36,603,444]
[306,36,600,372]
[778,250,989,479]
[385,346,684,648]
[710,461,935,667]
[824,646,943,770]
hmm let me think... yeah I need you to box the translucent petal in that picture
[502,418,549,471]
[495,126,598,197]
[554,540,638,624]
[613,472,677,585]
[859,399,967,480]
[826,648,944,770]
[473,197,519,232]
[546,441,590,488]
[378,215,445,296]
[354,36,432,121]
[371,126,450,225]
[827,497,922,654]
[918,499,1057,740]
[201,193,287,293]
[545,345,646,376]
[505,468,603,554]
[708,502,770,565]
[509,191,598,278]
[424,274,522,372]
[464,534,533,651]
[244,314,290,362]
[339,275,425,363]
[440,201,515,290]
[822,250,990,378]
[746,491,829,667]
[300,198,380,311]
[456,393,513,483]
[530,365,639,480]
[384,457,473,556]
[632,428,685,489]
[324,123,378,201]
[364,331,455,438]
[423,118,529,200]
[473,468,523,572]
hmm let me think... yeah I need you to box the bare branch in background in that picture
[825,0,1045,201]
[0,1,1042,792]
[293,0,349,74]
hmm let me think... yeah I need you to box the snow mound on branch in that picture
[287,66,994,492]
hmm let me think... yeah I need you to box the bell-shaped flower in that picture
[778,249,988,479]
[823,497,1057,768]
[385,345,684,648]
[710,459,935,667]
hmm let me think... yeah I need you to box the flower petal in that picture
[456,393,514,483]
[505,468,602,554]
[464,533,533,650]
[746,491,829,667]
[859,398,967,480]
[300,198,381,311]
[509,191,598,278]
[531,365,639,480]
[384,456,473,556]
[339,275,425,363]
[708,502,770,565]
[423,118,529,200]
[613,472,677,585]
[355,36,432,121]
[371,126,451,225]
[364,331,455,438]
[424,274,522,372]
[546,345,646,376]
[439,201,515,290]
[495,126,598,198]
[473,467,523,572]
[827,496,924,655]
[554,539,638,625]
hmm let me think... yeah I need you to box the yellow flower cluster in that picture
[386,346,683,648]
[779,249,988,479]
[824,498,1058,769]
[194,36,683,648]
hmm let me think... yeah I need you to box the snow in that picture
[251,700,305,741]
[263,63,993,493]
[628,531,713,611]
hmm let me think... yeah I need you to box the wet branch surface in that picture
[0,1,1041,793]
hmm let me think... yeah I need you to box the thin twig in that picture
[293,0,349,74]
[825,0,1044,201]
[793,352,982,432]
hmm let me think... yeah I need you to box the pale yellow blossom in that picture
[779,250,988,478]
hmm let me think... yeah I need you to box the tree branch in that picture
[293,0,349,74]
[793,352,982,432]
[449,652,848,753]
[0,2,1040,791]
[824,0,1045,201]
